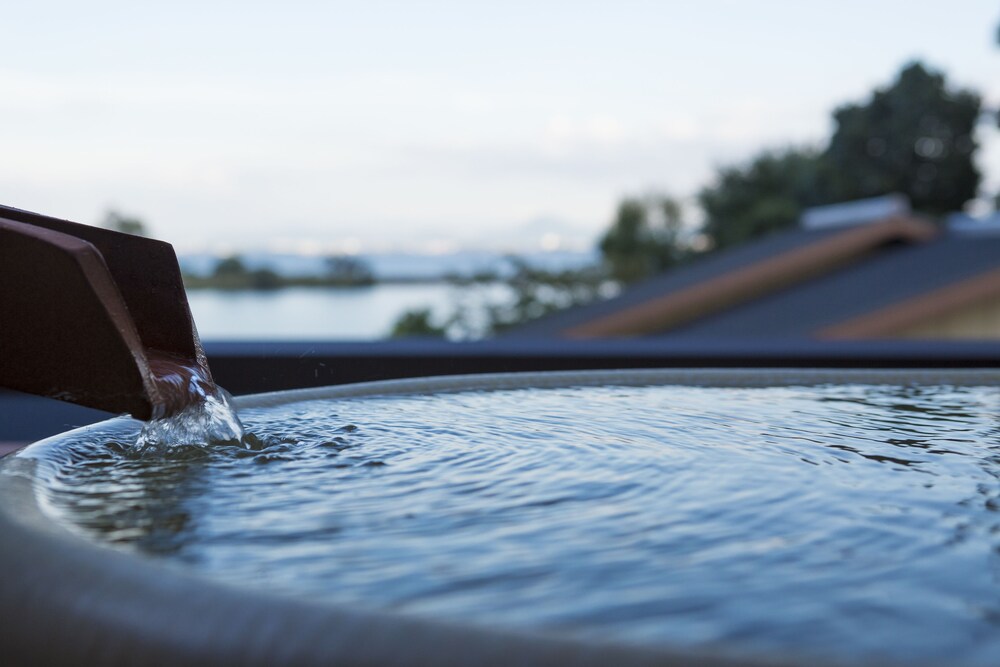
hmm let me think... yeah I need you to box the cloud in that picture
[542,114,627,154]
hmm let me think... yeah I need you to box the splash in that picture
[132,354,245,456]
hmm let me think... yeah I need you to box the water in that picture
[138,354,244,454]
[186,283,511,340]
[28,382,1000,665]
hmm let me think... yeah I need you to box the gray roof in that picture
[509,225,847,337]
[510,224,1000,340]
[667,234,1000,339]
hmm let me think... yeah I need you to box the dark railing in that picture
[3,338,998,444]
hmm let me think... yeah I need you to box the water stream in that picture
[136,354,244,455]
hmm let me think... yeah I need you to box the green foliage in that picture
[476,258,605,335]
[213,256,249,277]
[249,268,282,290]
[824,61,981,216]
[185,254,376,290]
[390,258,607,340]
[699,148,827,252]
[389,308,448,338]
[598,194,688,284]
[194,255,282,290]
[696,61,983,253]
[325,255,375,285]
[101,210,149,237]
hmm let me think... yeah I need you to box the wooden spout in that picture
[0,205,211,420]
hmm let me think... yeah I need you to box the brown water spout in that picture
[0,204,213,421]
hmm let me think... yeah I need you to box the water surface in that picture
[186,283,509,339]
[31,382,1000,666]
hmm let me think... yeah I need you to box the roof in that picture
[670,235,1000,339]
[510,215,1000,340]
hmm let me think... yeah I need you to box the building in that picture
[512,197,1000,341]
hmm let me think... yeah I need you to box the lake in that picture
[186,284,508,340]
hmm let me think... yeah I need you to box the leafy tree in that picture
[478,258,605,334]
[698,148,827,252]
[185,253,378,290]
[389,258,606,339]
[824,61,981,216]
[598,194,688,284]
[101,210,149,237]
[325,255,375,286]
[390,308,448,338]
[213,256,249,278]
[697,61,983,252]
[249,268,282,290]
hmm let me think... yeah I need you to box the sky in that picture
[2,1,998,254]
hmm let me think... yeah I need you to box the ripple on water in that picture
[28,382,1000,666]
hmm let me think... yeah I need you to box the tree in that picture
[697,62,984,253]
[389,257,606,339]
[204,256,283,290]
[213,256,249,278]
[248,268,282,290]
[698,148,827,252]
[390,308,448,338]
[101,210,149,237]
[824,61,981,216]
[478,258,605,334]
[325,255,375,286]
[598,194,688,284]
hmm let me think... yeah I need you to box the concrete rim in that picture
[233,367,1000,410]
[5,368,996,667]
